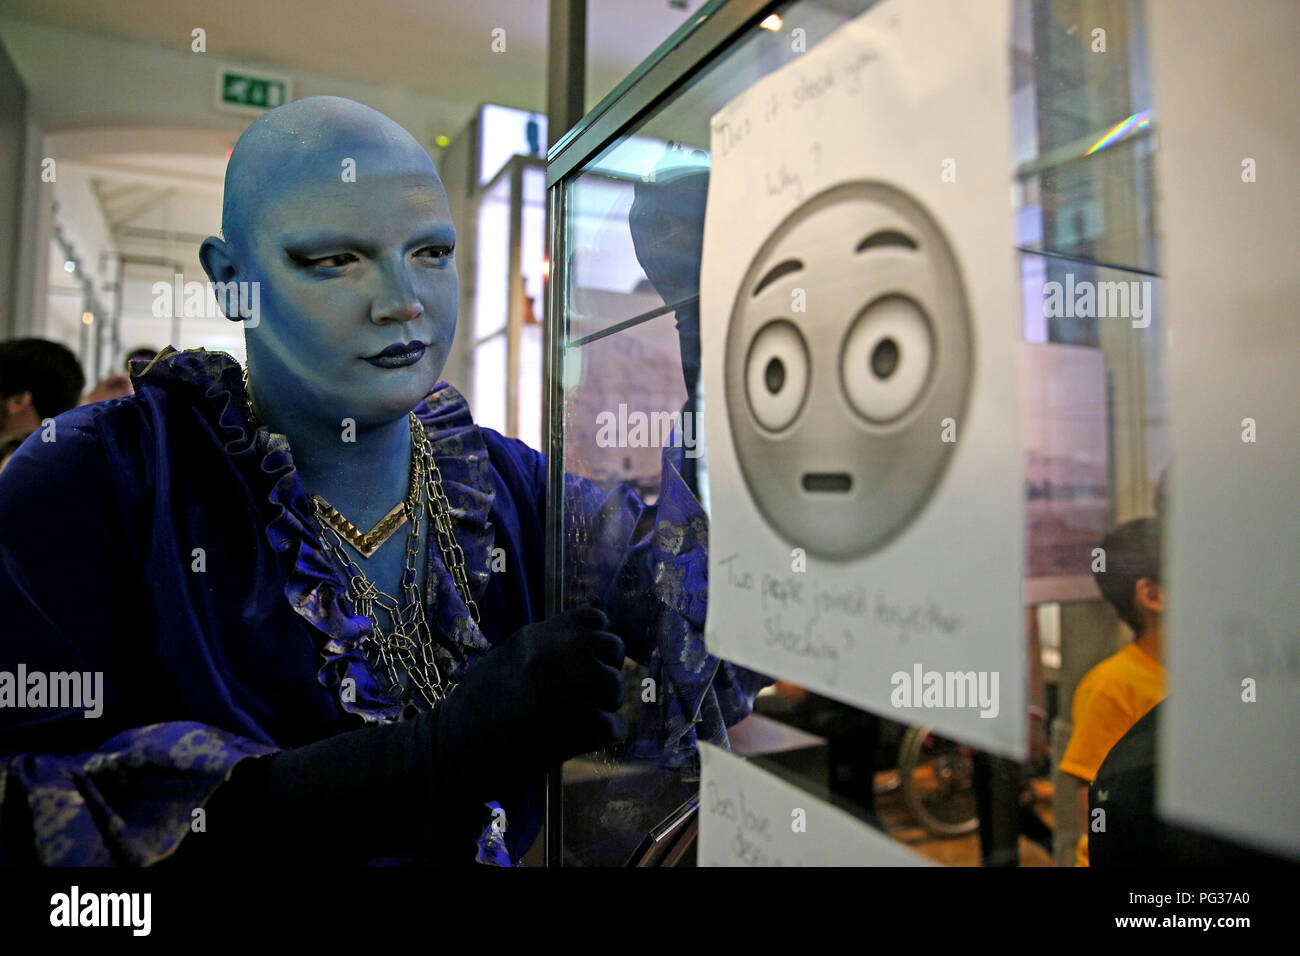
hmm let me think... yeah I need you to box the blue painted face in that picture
[210,98,458,428]
[244,161,457,423]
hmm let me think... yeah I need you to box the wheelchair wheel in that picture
[898,726,979,837]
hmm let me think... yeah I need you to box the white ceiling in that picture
[5,0,710,370]
[0,0,707,113]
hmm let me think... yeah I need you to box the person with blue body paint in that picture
[0,97,766,866]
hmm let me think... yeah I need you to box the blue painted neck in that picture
[248,363,413,529]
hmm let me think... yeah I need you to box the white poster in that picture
[1150,0,1300,859]
[700,0,1024,756]
[698,742,929,866]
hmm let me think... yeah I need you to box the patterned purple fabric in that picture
[0,347,767,866]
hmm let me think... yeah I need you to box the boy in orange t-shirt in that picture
[1060,518,1166,866]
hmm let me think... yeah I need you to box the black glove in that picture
[436,607,627,802]
[161,705,467,865]
[160,609,626,865]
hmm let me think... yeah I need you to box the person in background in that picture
[1060,517,1166,866]
[1088,701,1293,867]
[73,346,158,407]
[123,346,158,381]
[76,345,163,404]
[79,374,132,405]
[0,435,25,475]
[0,337,86,445]
[79,346,161,405]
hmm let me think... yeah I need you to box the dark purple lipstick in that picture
[363,341,426,369]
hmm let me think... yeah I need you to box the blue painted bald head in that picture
[219,96,443,254]
[201,95,459,429]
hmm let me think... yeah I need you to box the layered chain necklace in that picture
[244,373,480,707]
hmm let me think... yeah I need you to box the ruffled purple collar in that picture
[134,347,497,725]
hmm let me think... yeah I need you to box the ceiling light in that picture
[64,260,76,273]
[760,14,782,31]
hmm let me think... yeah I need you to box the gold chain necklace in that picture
[243,370,481,705]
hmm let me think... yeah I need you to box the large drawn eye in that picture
[841,296,933,423]
[745,319,809,431]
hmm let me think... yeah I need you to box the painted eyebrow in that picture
[856,229,918,252]
[752,259,804,297]
[281,226,456,257]
[282,231,372,255]
[405,228,456,251]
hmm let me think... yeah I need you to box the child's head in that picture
[1093,517,1163,637]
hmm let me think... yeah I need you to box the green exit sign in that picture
[216,66,293,114]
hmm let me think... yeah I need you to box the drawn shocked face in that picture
[724,181,973,561]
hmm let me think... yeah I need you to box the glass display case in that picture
[543,0,1165,866]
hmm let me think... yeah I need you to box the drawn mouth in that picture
[802,472,852,493]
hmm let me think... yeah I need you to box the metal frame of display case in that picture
[542,0,788,867]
